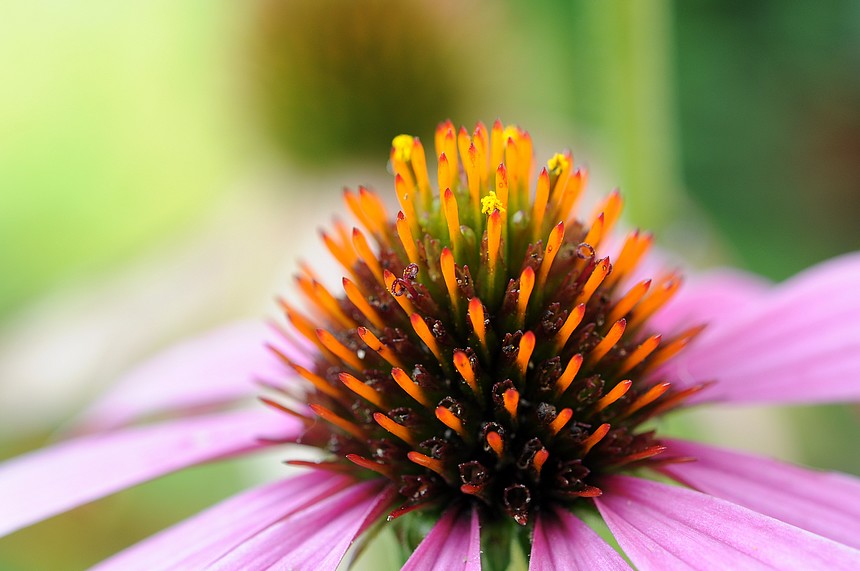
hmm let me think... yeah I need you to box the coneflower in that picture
[1,122,859,570]
[277,122,699,529]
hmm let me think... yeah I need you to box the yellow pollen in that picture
[547,153,570,176]
[392,134,413,162]
[481,190,506,214]
[502,125,519,143]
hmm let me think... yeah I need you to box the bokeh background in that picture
[2,0,859,568]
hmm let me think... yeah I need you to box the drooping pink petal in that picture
[403,504,481,571]
[75,321,308,431]
[595,475,860,570]
[0,408,299,538]
[529,507,630,570]
[92,470,354,570]
[658,252,860,404]
[659,439,860,549]
[208,480,396,570]
[649,269,769,336]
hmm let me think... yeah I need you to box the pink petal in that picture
[403,504,482,571]
[659,439,860,549]
[595,475,860,570]
[208,480,396,570]
[92,470,354,570]
[530,507,630,570]
[648,269,769,336]
[659,252,860,404]
[75,321,307,431]
[0,408,298,538]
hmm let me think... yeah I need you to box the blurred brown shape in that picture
[249,0,472,165]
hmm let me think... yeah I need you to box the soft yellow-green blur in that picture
[1,1,858,569]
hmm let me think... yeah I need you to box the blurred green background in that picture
[1,0,859,568]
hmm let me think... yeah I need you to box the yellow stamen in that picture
[352,228,384,285]
[517,131,533,192]
[394,173,419,235]
[410,313,443,363]
[642,325,706,373]
[516,266,535,326]
[407,451,448,478]
[481,191,506,214]
[321,230,358,275]
[581,423,611,455]
[316,328,364,371]
[487,209,502,277]
[290,362,342,399]
[442,188,461,253]
[490,120,505,174]
[435,406,467,438]
[452,350,479,396]
[437,152,452,196]
[595,380,633,412]
[281,302,329,354]
[346,454,393,479]
[517,331,535,377]
[582,213,605,249]
[463,142,481,213]
[557,167,586,222]
[259,397,313,426]
[384,269,417,316]
[344,189,376,240]
[440,247,460,316]
[457,126,471,174]
[503,388,519,419]
[555,354,583,397]
[339,372,385,408]
[356,327,404,369]
[495,163,509,214]
[310,404,364,440]
[486,431,504,457]
[587,318,627,367]
[626,382,671,416]
[472,121,489,184]
[628,275,683,330]
[468,297,488,350]
[505,135,521,200]
[576,257,611,305]
[374,412,417,446]
[533,448,549,476]
[554,303,586,351]
[606,279,652,326]
[391,134,413,163]
[548,408,573,436]
[308,278,356,329]
[591,189,623,235]
[537,221,565,290]
[547,152,570,179]
[442,125,458,175]
[618,335,662,376]
[410,137,431,204]
[435,120,453,159]
[390,367,432,407]
[395,211,420,265]
[532,167,550,242]
[359,187,389,235]
[605,231,653,290]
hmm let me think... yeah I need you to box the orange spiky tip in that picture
[271,120,706,526]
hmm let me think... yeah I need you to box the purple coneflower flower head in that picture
[2,121,860,570]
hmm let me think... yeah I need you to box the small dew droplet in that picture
[576,243,594,259]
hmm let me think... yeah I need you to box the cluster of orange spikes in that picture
[268,120,709,525]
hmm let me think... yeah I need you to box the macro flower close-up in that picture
[1,119,859,570]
